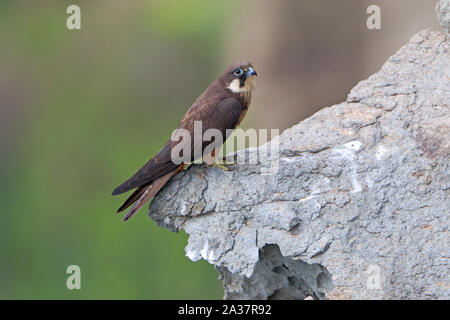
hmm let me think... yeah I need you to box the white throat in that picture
[227,78,255,94]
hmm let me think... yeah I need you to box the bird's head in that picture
[221,61,257,94]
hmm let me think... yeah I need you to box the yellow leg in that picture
[203,149,232,171]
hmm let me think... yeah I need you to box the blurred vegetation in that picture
[0,0,238,299]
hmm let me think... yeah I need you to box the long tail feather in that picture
[121,164,185,222]
[116,184,148,213]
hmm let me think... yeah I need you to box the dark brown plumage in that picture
[112,61,257,221]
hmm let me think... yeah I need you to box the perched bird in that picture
[112,61,257,221]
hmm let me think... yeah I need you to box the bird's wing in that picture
[172,97,244,162]
[112,97,243,196]
[111,142,178,195]
[203,97,244,135]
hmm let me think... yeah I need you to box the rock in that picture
[436,0,450,36]
[148,30,450,299]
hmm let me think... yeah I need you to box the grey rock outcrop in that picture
[437,0,450,36]
[148,29,449,299]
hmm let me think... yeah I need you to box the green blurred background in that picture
[0,0,440,299]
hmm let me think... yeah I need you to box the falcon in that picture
[112,61,257,221]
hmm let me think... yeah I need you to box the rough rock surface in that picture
[437,0,450,37]
[148,30,450,299]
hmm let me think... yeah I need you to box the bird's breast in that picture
[235,92,252,126]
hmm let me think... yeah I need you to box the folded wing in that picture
[111,97,243,196]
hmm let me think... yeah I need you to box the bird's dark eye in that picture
[233,68,243,76]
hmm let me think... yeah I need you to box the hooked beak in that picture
[246,67,257,77]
